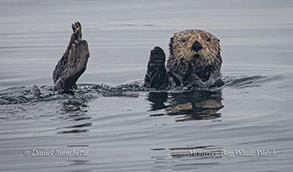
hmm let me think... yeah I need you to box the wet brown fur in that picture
[53,22,90,93]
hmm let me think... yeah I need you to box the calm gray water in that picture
[1,0,293,171]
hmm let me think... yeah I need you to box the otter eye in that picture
[207,37,211,42]
[182,39,186,43]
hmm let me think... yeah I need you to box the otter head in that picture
[169,29,220,67]
[167,29,222,82]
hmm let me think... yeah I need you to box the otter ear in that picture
[218,39,220,42]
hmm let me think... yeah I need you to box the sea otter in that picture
[144,29,223,89]
[53,21,90,93]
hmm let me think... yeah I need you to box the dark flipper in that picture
[53,22,90,93]
[144,46,169,89]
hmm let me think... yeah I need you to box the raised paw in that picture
[144,46,169,89]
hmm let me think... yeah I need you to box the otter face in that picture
[169,29,220,66]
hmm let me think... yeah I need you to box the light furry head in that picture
[167,29,222,82]
[168,29,221,67]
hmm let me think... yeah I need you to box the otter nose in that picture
[192,41,202,52]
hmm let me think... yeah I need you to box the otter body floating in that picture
[144,29,224,89]
[53,22,90,93]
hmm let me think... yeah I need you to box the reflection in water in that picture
[169,145,223,159]
[148,92,168,111]
[58,122,92,134]
[150,145,223,170]
[58,129,89,134]
[68,160,90,166]
[148,90,223,121]
[57,99,92,134]
[61,99,89,113]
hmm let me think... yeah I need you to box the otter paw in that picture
[177,58,191,76]
[149,46,166,65]
[144,46,169,89]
